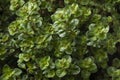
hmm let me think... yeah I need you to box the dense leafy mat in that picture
[0,0,120,80]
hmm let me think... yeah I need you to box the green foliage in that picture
[0,0,120,80]
[0,65,22,80]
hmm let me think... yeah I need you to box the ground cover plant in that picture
[0,0,120,80]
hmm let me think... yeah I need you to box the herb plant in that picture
[0,0,120,80]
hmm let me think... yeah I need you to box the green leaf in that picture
[0,47,7,57]
[0,34,9,42]
[16,1,39,17]
[107,67,116,76]
[56,69,67,78]
[55,55,72,69]
[43,69,55,78]
[81,70,91,79]
[79,57,97,72]
[38,56,51,70]
[86,23,109,47]
[94,49,108,63]
[113,69,120,77]
[10,0,25,11]
[69,3,79,15]
[8,22,18,35]
[112,58,120,68]
[69,64,81,75]
[18,63,26,69]
[18,53,31,63]
[13,68,22,76]
[0,65,15,80]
